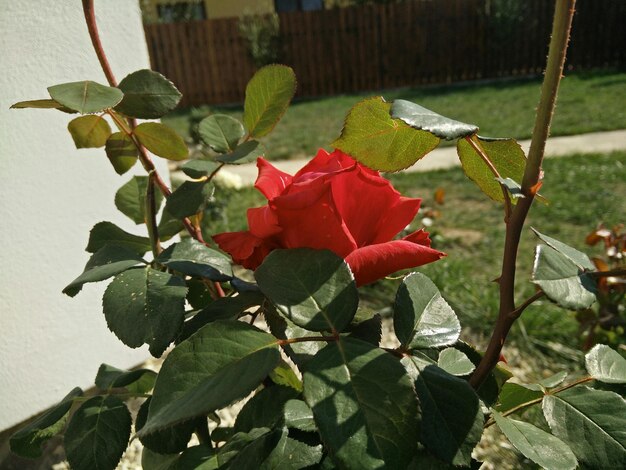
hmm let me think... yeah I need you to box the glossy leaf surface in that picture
[139,321,280,436]
[543,386,626,468]
[403,360,483,466]
[493,410,577,470]
[394,272,460,349]
[86,221,152,255]
[391,99,478,140]
[304,337,419,469]
[532,244,596,310]
[585,344,626,384]
[156,238,232,281]
[256,249,359,333]
[165,180,212,218]
[103,267,187,357]
[63,244,145,297]
[437,347,475,376]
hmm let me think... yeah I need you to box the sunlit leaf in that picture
[134,122,188,161]
[105,132,138,175]
[332,97,440,172]
[199,114,245,153]
[243,65,297,138]
[67,115,111,148]
[586,344,626,384]
[114,175,163,225]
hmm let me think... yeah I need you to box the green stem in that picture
[145,171,162,258]
[470,0,577,389]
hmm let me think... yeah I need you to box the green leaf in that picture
[63,244,145,297]
[346,312,382,346]
[391,99,478,140]
[103,267,187,357]
[332,96,440,172]
[141,448,181,470]
[179,291,265,342]
[105,132,138,175]
[48,81,123,114]
[538,371,569,389]
[260,434,323,470]
[304,337,419,469]
[456,135,527,202]
[284,399,316,432]
[402,361,483,466]
[394,272,460,349]
[243,64,297,138]
[234,385,299,434]
[181,159,220,179]
[269,361,303,392]
[492,410,577,470]
[157,207,184,241]
[115,69,182,119]
[586,344,626,384]
[165,180,213,218]
[139,321,280,436]
[134,122,188,161]
[224,428,283,469]
[156,238,233,281]
[10,98,74,112]
[255,249,359,333]
[543,386,626,468]
[437,347,475,376]
[86,221,152,255]
[67,115,111,148]
[532,229,596,271]
[532,244,596,310]
[216,140,265,165]
[94,363,157,394]
[136,397,196,454]
[9,387,82,458]
[198,114,245,153]
[64,396,131,470]
[496,383,543,413]
[114,175,163,225]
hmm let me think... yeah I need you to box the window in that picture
[275,0,323,13]
[157,2,207,23]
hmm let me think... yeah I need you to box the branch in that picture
[145,171,162,258]
[470,0,577,389]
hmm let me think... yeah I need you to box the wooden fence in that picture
[143,0,626,107]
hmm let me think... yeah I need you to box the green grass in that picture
[205,151,626,368]
[165,70,626,161]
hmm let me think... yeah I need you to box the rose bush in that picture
[214,148,445,285]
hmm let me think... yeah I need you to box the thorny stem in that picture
[470,0,577,389]
[484,376,594,428]
[82,0,227,296]
[463,135,512,221]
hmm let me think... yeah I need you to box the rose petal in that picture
[330,165,409,246]
[345,237,445,286]
[370,197,422,244]
[247,206,281,238]
[273,183,357,257]
[255,158,293,200]
[213,231,276,270]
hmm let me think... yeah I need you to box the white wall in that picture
[0,0,165,430]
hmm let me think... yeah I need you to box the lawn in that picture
[164,70,626,161]
[204,151,626,369]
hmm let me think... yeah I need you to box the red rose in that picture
[213,149,445,286]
